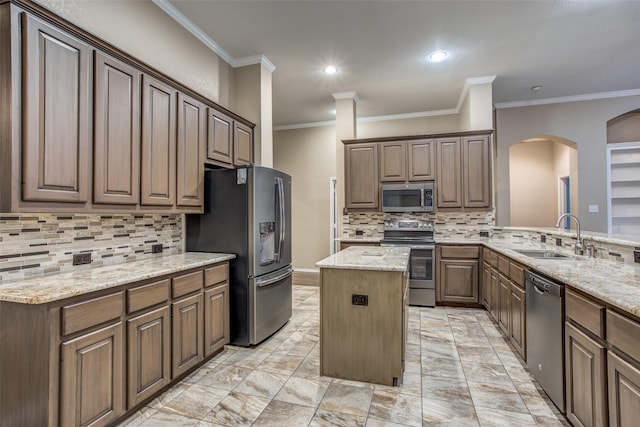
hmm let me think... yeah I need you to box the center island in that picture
[315,246,410,386]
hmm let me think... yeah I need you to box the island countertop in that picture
[0,252,235,305]
[316,246,410,272]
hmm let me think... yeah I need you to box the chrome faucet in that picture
[555,213,583,256]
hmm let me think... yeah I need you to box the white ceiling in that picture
[163,0,640,128]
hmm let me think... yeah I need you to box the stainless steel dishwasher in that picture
[525,270,565,413]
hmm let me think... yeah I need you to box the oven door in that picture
[408,246,434,289]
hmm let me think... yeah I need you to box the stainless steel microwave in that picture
[381,183,434,213]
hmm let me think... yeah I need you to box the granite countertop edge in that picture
[316,246,410,272]
[0,252,236,305]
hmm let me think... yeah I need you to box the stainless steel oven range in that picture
[380,219,435,307]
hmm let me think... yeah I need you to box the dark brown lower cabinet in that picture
[489,267,499,320]
[204,283,230,357]
[498,274,510,336]
[509,282,526,359]
[481,262,491,311]
[60,322,125,427]
[127,306,171,408]
[438,259,479,303]
[172,293,204,378]
[565,322,608,427]
[608,351,640,427]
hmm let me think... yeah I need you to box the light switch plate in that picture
[589,204,599,213]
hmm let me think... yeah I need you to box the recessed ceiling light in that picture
[324,65,338,74]
[428,50,448,62]
[531,85,542,92]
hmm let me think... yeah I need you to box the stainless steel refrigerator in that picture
[186,166,292,346]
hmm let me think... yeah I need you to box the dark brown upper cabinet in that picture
[177,93,205,209]
[21,13,92,204]
[93,52,141,205]
[141,75,176,207]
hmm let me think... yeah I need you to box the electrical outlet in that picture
[152,244,163,254]
[352,294,368,306]
[73,253,92,266]
[541,235,546,243]
[634,250,640,264]
[556,238,562,247]
[479,231,489,238]
[355,229,364,236]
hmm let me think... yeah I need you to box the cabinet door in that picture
[22,14,91,203]
[127,306,170,408]
[482,262,491,311]
[233,122,253,166]
[462,135,491,208]
[380,141,407,182]
[565,322,607,427]
[489,267,499,321]
[141,75,176,206]
[93,51,141,205]
[498,274,511,336]
[172,293,204,378]
[206,109,233,166]
[177,93,205,208]
[345,143,379,209]
[408,139,435,181]
[60,322,125,427]
[608,351,640,427]
[509,282,526,359]
[436,137,462,208]
[438,259,478,303]
[204,283,229,357]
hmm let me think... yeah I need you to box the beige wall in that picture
[358,114,460,138]
[273,126,337,270]
[34,0,234,106]
[509,141,557,226]
[458,83,494,131]
[496,95,640,232]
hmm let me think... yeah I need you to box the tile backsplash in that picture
[343,210,496,238]
[0,214,182,282]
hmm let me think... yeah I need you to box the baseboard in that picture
[293,268,319,286]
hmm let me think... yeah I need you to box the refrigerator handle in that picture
[275,177,285,262]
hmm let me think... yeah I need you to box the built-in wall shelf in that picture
[608,142,640,235]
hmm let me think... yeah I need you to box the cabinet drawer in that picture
[498,256,510,275]
[127,279,170,313]
[204,263,228,288]
[509,262,526,288]
[62,292,123,335]
[607,310,640,361]
[566,289,605,339]
[440,246,479,259]
[172,270,203,298]
[483,249,497,266]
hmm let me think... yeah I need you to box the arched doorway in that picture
[509,136,578,227]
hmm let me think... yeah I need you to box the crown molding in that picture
[456,75,497,112]
[153,0,276,71]
[152,0,235,65]
[358,108,458,123]
[494,88,640,109]
[274,120,337,131]
[234,55,277,72]
[332,91,359,102]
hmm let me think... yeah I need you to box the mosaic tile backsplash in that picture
[343,210,496,238]
[0,214,182,282]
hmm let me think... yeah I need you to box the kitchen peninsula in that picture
[316,246,410,386]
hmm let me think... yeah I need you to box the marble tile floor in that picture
[118,285,569,427]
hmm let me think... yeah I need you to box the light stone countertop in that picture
[316,246,410,272]
[441,238,640,318]
[0,252,235,305]
[336,237,383,243]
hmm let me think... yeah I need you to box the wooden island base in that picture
[317,246,410,386]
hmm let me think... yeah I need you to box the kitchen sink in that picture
[514,249,579,260]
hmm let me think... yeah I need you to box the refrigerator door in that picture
[250,167,292,277]
[249,265,293,344]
